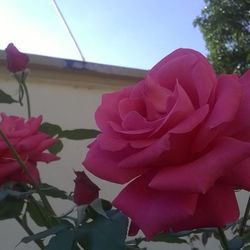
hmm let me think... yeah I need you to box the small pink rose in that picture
[73,171,100,205]
[0,113,59,185]
[5,43,29,73]
[84,48,250,239]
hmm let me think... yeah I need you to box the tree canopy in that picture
[194,0,250,74]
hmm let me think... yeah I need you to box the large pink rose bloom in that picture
[0,113,59,185]
[84,49,250,239]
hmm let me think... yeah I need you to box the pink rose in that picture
[73,171,100,205]
[84,49,250,239]
[5,43,29,73]
[0,113,59,185]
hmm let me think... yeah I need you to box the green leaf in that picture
[26,199,58,227]
[126,247,146,250]
[201,231,212,246]
[0,89,18,104]
[39,183,69,200]
[40,122,62,137]
[48,139,63,154]
[90,199,108,218]
[0,189,8,201]
[20,223,70,244]
[59,129,100,140]
[100,199,112,211]
[152,232,187,244]
[0,198,24,220]
[45,229,75,250]
[242,246,250,250]
[228,236,243,250]
[75,210,128,250]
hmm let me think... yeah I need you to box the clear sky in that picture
[0,0,207,69]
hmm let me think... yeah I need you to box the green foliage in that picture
[0,89,18,104]
[201,230,212,246]
[47,139,64,154]
[45,229,75,250]
[26,199,58,227]
[40,122,100,154]
[0,198,24,220]
[152,232,187,244]
[20,223,71,245]
[59,129,100,140]
[75,210,128,250]
[227,236,244,249]
[194,0,250,74]
[39,183,69,200]
[40,122,62,137]
[20,209,128,250]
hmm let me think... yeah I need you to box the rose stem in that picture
[239,196,250,236]
[20,73,31,118]
[18,73,57,217]
[217,227,229,250]
[0,128,58,226]
[15,216,44,249]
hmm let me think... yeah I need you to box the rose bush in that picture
[5,43,29,73]
[0,113,59,185]
[84,49,250,239]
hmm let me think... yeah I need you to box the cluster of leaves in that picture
[0,182,127,250]
[194,0,250,74]
[0,183,192,250]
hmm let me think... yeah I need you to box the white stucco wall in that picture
[0,55,248,250]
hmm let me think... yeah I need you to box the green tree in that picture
[194,0,250,74]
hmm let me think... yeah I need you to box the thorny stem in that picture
[217,227,229,250]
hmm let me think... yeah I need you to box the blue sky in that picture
[0,0,207,69]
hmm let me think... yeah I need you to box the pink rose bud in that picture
[5,43,29,73]
[73,171,100,205]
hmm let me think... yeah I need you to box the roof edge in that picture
[0,50,147,79]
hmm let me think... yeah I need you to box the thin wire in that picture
[51,0,85,61]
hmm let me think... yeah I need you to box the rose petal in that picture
[150,137,250,193]
[95,86,132,132]
[84,141,146,184]
[143,76,171,113]
[113,173,198,239]
[151,83,194,137]
[149,49,216,108]
[18,134,48,151]
[122,111,162,131]
[10,162,40,184]
[0,161,20,181]
[219,157,250,191]
[34,153,60,163]
[118,134,170,168]
[98,134,128,151]
[173,185,239,231]
[225,70,250,138]
[169,105,209,134]
[128,221,140,236]
[119,98,146,120]
[192,75,242,152]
